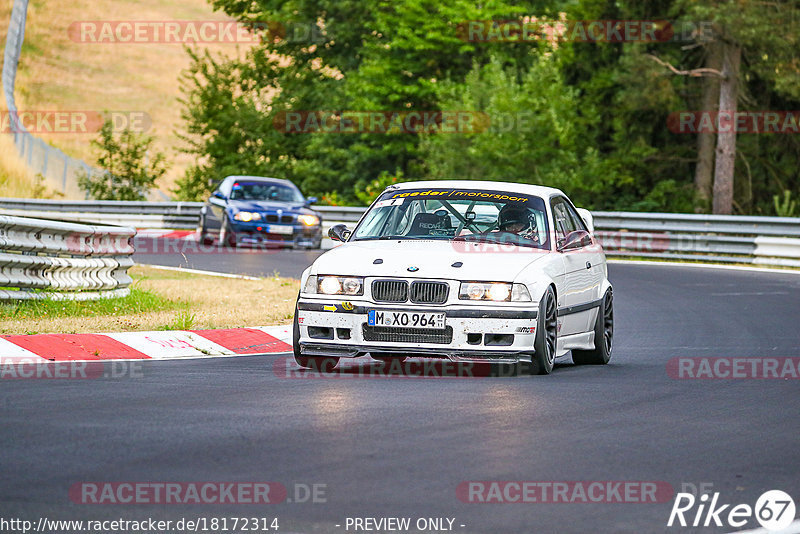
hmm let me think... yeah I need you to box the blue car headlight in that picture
[297,214,320,226]
[233,211,262,222]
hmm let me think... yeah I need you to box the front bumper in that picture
[230,221,321,248]
[296,299,538,364]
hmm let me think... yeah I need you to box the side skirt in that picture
[556,331,596,356]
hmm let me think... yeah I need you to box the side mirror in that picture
[557,230,592,252]
[328,224,351,242]
[212,191,225,200]
[575,208,594,233]
[305,196,318,206]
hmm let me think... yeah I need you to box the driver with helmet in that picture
[496,204,539,242]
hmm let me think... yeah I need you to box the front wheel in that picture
[529,286,557,375]
[198,214,213,245]
[572,289,613,365]
[292,304,340,371]
[219,218,237,247]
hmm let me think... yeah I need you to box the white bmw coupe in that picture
[293,180,613,375]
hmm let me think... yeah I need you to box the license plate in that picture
[265,225,293,235]
[368,310,446,329]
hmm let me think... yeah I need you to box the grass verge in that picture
[0,265,299,335]
[0,134,62,198]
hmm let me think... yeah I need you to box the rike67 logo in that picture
[668,489,796,531]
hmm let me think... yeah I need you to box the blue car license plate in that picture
[264,225,293,235]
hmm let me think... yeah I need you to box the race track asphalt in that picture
[2,243,799,533]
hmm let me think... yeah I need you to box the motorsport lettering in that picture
[390,189,530,203]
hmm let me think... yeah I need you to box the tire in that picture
[529,286,557,375]
[292,303,340,371]
[572,289,613,365]
[219,217,237,248]
[198,214,213,245]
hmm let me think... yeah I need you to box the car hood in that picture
[229,200,306,212]
[311,240,549,281]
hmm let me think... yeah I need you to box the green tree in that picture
[645,0,800,213]
[78,119,168,201]
[419,55,622,209]
[176,0,799,214]
[177,0,546,202]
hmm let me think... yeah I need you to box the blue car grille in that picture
[264,214,295,223]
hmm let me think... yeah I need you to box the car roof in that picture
[224,175,299,188]
[388,180,565,198]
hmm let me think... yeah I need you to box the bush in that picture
[78,119,168,201]
[418,56,625,209]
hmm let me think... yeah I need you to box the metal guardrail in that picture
[0,199,202,228]
[0,215,135,300]
[591,212,800,268]
[0,199,798,268]
[315,206,368,222]
[0,199,355,229]
[593,212,800,237]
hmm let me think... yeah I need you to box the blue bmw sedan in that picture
[199,176,323,248]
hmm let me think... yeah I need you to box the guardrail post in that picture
[62,153,69,192]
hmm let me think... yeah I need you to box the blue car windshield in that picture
[352,187,551,250]
[230,182,304,202]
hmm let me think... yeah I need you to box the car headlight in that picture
[459,282,531,302]
[317,275,364,296]
[303,275,317,294]
[511,283,532,302]
[233,211,261,222]
[297,214,320,226]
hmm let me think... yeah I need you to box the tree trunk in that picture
[712,42,741,215]
[694,40,723,212]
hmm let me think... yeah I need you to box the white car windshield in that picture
[352,187,551,249]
